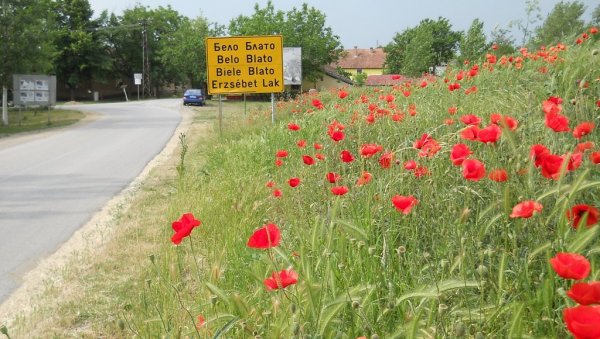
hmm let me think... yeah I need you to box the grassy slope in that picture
[2,37,599,338]
[0,108,84,137]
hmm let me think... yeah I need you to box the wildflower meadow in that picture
[129,28,599,338]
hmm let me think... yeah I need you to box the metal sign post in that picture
[134,73,143,100]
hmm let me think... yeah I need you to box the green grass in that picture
[0,107,85,137]
[2,37,600,338]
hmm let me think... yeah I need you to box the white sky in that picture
[87,0,598,49]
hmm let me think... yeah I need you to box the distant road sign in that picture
[206,35,283,95]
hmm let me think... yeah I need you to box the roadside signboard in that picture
[12,75,56,107]
[283,47,302,85]
[206,35,284,95]
[133,73,142,85]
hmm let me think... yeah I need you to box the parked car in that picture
[183,89,205,106]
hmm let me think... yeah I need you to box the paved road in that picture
[0,99,181,303]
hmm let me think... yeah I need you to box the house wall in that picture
[302,76,349,92]
[343,68,384,76]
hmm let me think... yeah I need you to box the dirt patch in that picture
[0,106,197,327]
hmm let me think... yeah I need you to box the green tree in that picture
[592,4,600,25]
[533,1,585,47]
[106,5,185,98]
[509,0,542,46]
[0,0,55,125]
[53,0,112,101]
[490,26,517,56]
[159,17,210,89]
[385,17,461,76]
[228,1,343,83]
[458,19,489,64]
[401,25,434,76]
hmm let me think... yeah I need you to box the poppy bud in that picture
[454,322,467,337]
[477,265,488,276]
[352,300,360,309]
[210,295,218,306]
[438,303,448,314]
[592,49,598,55]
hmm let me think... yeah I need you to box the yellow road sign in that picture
[206,35,284,95]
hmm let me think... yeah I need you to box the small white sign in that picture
[134,73,142,85]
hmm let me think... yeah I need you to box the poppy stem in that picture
[188,235,203,282]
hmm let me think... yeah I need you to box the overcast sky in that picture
[87,0,598,49]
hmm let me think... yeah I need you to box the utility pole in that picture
[142,20,151,98]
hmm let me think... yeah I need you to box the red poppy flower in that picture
[464,86,478,95]
[418,140,441,158]
[444,119,455,125]
[545,112,570,132]
[171,213,202,245]
[287,123,301,131]
[414,166,430,178]
[591,151,600,164]
[543,96,563,115]
[510,200,543,218]
[247,223,281,249]
[591,27,599,34]
[567,204,599,229]
[275,159,284,167]
[391,74,401,80]
[530,144,551,167]
[264,269,298,290]
[460,114,481,126]
[448,106,458,115]
[450,144,472,166]
[385,94,395,103]
[272,189,282,198]
[567,282,600,305]
[540,154,564,180]
[448,82,461,91]
[314,143,323,150]
[404,160,417,170]
[566,152,583,171]
[477,124,502,143]
[288,177,300,188]
[550,252,591,280]
[460,125,480,141]
[360,144,383,158]
[489,168,508,182]
[338,90,348,99]
[356,171,373,186]
[312,98,324,109]
[330,130,345,142]
[379,152,393,168]
[302,155,315,165]
[266,181,275,188]
[391,195,419,215]
[326,172,340,183]
[563,305,600,339]
[196,315,206,329]
[576,141,595,153]
[462,159,486,181]
[331,186,349,196]
[413,133,432,149]
[391,113,404,122]
[296,139,306,148]
[340,150,355,163]
[315,153,325,160]
[573,122,595,139]
[276,150,288,158]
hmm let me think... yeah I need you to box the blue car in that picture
[183,89,205,106]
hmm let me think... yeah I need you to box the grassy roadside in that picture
[0,100,274,338]
[1,35,599,338]
[0,108,85,138]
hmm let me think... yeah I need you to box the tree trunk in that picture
[2,86,7,126]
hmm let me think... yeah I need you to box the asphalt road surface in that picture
[0,99,182,303]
